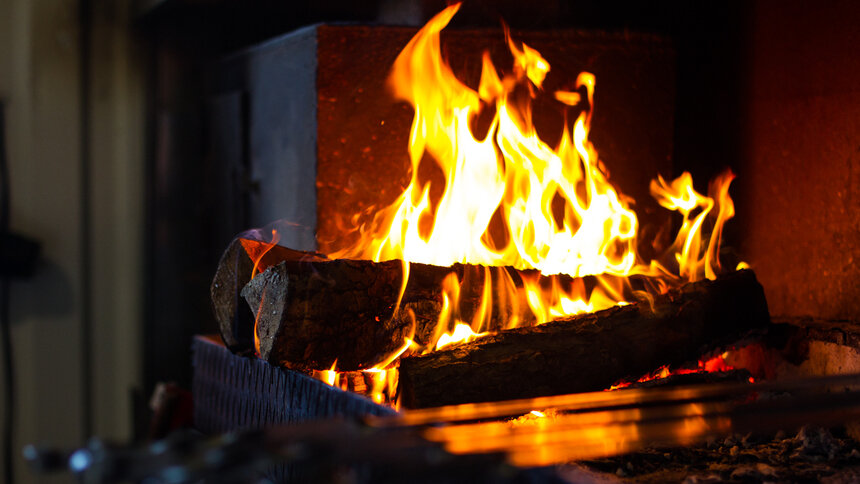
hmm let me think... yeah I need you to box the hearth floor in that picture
[579,426,860,483]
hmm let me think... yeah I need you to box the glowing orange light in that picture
[241,229,281,279]
[329,3,741,352]
[312,4,745,405]
[606,352,737,391]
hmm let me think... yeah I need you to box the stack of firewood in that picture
[211,235,770,409]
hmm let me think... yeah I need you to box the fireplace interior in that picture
[143,0,860,398]
[159,0,860,480]
[6,0,859,483]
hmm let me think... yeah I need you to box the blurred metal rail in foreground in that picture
[25,373,860,483]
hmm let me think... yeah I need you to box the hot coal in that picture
[622,369,753,390]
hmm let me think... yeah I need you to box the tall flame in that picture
[328,4,739,355]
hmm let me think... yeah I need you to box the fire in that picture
[606,352,738,391]
[430,272,492,349]
[314,360,339,387]
[334,5,641,279]
[329,3,739,352]
[648,170,736,282]
[304,4,744,401]
[241,229,281,279]
[309,337,415,407]
[436,323,488,350]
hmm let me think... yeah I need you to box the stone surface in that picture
[737,0,860,321]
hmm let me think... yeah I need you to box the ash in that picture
[579,426,860,483]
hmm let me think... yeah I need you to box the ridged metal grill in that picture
[191,335,396,435]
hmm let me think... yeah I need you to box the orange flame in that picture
[315,4,744,399]
[647,171,737,283]
[314,360,340,387]
[253,289,265,356]
[436,323,488,351]
[330,3,740,352]
[240,229,281,279]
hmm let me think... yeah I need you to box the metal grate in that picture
[191,335,396,435]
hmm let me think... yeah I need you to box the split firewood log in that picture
[238,246,628,371]
[210,236,326,353]
[243,257,442,370]
[212,236,517,366]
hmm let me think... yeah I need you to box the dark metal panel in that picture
[192,335,395,434]
[205,91,249,246]
[246,26,319,251]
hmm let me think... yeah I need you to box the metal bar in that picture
[384,372,860,426]
[25,372,860,482]
[407,374,860,465]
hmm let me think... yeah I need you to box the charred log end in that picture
[244,258,455,371]
[211,238,257,353]
[698,269,771,343]
[213,237,328,354]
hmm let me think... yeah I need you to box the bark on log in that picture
[210,236,326,353]
[241,254,558,371]
[398,269,770,409]
[243,258,453,371]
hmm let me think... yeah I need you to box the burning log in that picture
[240,250,577,371]
[243,255,458,371]
[210,236,327,353]
[398,269,770,409]
[212,233,528,369]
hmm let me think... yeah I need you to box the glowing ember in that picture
[606,352,740,391]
